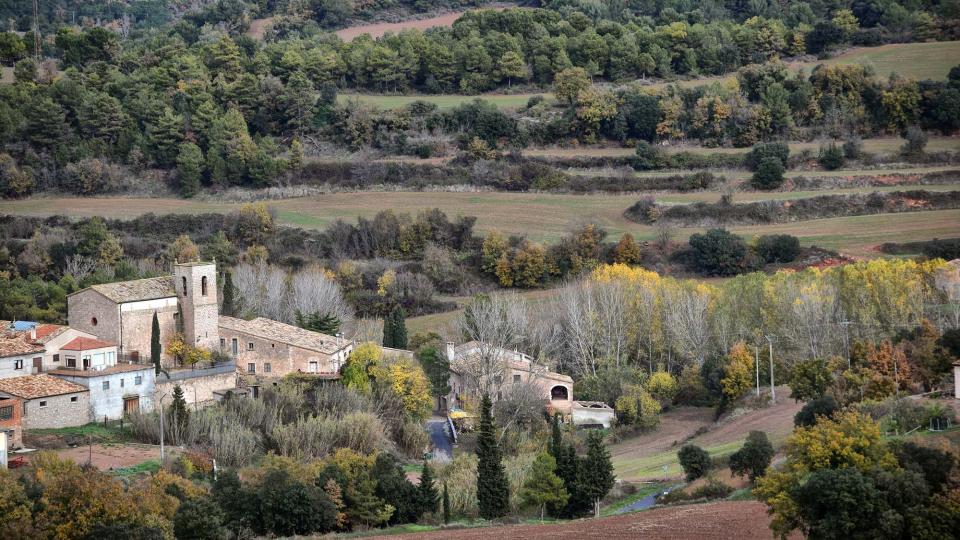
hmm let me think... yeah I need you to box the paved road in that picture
[425,417,453,461]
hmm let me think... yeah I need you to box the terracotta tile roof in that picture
[34,324,67,343]
[62,337,115,351]
[0,332,45,359]
[0,374,88,399]
[49,363,150,378]
[73,276,176,303]
[219,316,349,355]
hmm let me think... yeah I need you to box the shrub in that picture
[690,477,735,499]
[633,141,662,170]
[729,431,775,482]
[901,126,928,158]
[751,157,785,190]
[746,141,789,171]
[843,136,863,159]
[678,444,712,481]
[817,142,845,170]
[754,234,800,263]
[688,228,750,276]
[792,395,840,427]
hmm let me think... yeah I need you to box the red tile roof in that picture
[61,337,115,351]
[0,332,45,359]
[34,324,65,341]
[0,374,88,399]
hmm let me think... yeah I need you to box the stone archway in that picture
[551,385,569,401]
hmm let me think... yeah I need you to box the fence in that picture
[157,361,237,382]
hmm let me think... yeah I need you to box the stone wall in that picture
[174,263,220,351]
[0,394,23,449]
[155,370,237,408]
[67,290,120,345]
[22,392,91,429]
[57,368,155,420]
[120,305,179,365]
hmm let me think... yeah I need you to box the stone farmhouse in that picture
[219,316,352,379]
[444,341,574,415]
[0,374,90,430]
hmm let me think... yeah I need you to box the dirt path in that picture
[334,5,515,41]
[370,500,788,539]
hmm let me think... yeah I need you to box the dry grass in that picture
[3,188,957,255]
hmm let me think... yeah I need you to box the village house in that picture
[0,325,44,379]
[0,390,23,450]
[444,341,574,414]
[219,316,353,379]
[0,374,91,429]
[48,337,154,420]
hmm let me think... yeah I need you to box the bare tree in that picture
[233,261,288,322]
[559,279,631,378]
[662,281,712,368]
[654,218,675,255]
[289,265,353,328]
[63,254,97,281]
[454,292,529,395]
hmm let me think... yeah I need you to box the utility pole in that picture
[754,346,760,397]
[158,392,168,461]
[765,335,775,403]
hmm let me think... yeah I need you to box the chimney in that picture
[30,328,37,341]
[446,342,456,362]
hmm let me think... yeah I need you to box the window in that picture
[0,406,12,419]
[91,317,98,326]
[493,375,502,385]
[14,359,23,370]
[264,363,272,373]
[102,381,110,390]
[247,342,254,351]
[201,275,208,296]
[231,338,238,356]
[247,363,256,374]
[220,338,225,348]
[182,276,188,296]
[67,357,76,368]
[53,354,60,362]
[70,396,78,403]
[513,374,521,384]
[135,375,142,385]
[39,401,47,408]
[120,378,124,388]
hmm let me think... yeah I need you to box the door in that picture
[130,351,140,363]
[123,396,139,415]
[32,357,42,374]
[232,338,238,356]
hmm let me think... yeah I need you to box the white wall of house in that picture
[55,369,155,420]
[0,356,34,380]
[40,328,100,371]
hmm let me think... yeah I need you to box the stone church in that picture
[68,262,219,364]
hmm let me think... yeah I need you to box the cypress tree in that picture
[382,305,408,349]
[168,384,190,444]
[221,271,236,317]
[442,482,450,524]
[549,413,563,460]
[581,430,615,517]
[476,393,509,519]
[151,312,161,375]
[417,460,439,516]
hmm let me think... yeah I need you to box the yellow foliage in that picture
[646,369,678,404]
[377,269,396,296]
[721,342,754,401]
[166,333,212,366]
[370,357,433,421]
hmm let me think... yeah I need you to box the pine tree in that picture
[296,310,341,335]
[151,312,161,376]
[476,393,509,519]
[150,107,185,168]
[417,460,439,516]
[168,384,190,444]
[442,482,450,524]
[382,305,408,349]
[581,430,615,517]
[519,452,568,521]
[176,142,204,198]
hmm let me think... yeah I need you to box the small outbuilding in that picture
[572,401,616,428]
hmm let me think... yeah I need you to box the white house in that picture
[49,337,154,420]
[0,325,44,379]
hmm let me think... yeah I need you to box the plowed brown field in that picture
[370,501,788,539]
